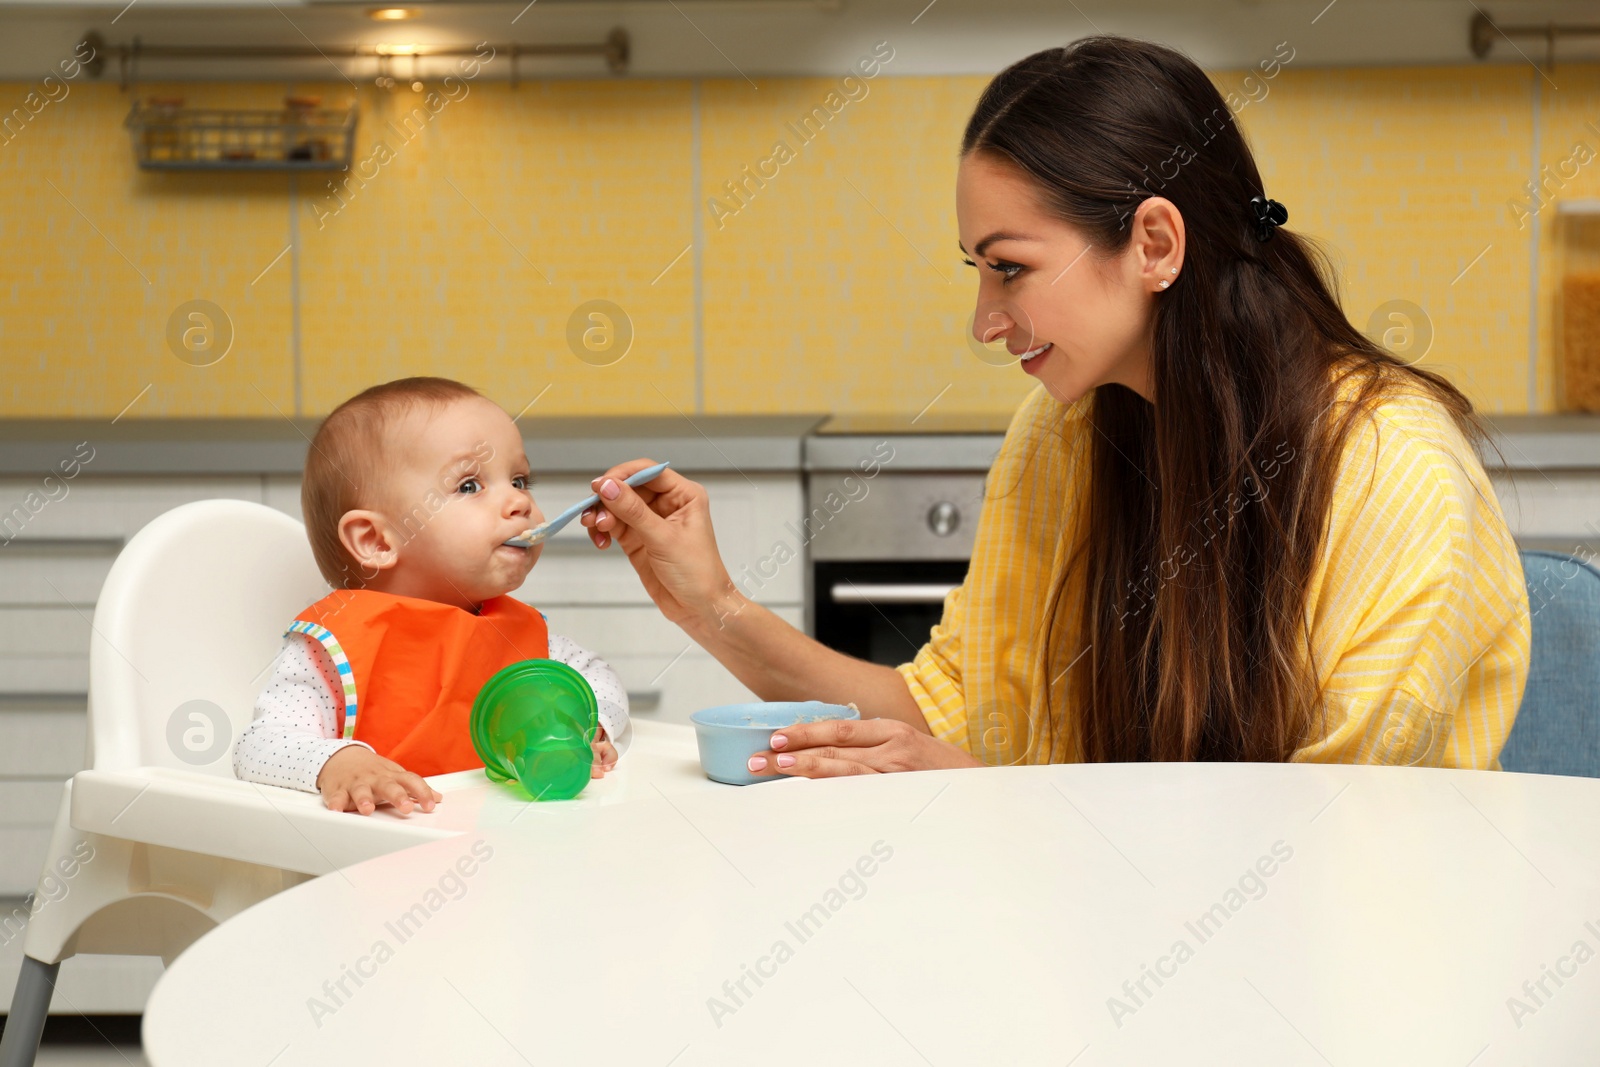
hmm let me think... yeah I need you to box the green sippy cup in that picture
[470,659,598,801]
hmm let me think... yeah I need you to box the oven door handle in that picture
[829,583,959,605]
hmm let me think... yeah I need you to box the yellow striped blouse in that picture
[897,371,1531,769]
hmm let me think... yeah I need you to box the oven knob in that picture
[927,501,960,537]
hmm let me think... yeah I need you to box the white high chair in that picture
[0,500,458,1067]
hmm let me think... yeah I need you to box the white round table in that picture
[143,755,1600,1065]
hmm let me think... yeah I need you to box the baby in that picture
[234,376,629,815]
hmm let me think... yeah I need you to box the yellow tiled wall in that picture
[0,63,1596,419]
[1239,66,1538,410]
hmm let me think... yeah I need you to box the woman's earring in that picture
[1158,280,1170,289]
[1170,268,1178,274]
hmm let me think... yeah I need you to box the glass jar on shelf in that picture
[284,95,322,163]
[142,96,186,163]
[1557,199,1600,411]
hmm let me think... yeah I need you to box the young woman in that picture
[581,36,1530,774]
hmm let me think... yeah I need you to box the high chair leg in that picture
[0,955,59,1067]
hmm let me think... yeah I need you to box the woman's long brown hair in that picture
[962,37,1484,762]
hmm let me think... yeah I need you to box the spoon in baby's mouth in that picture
[502,461,672,548]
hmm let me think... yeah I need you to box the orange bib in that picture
[288,589,550,777]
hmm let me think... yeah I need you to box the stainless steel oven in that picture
[803,420,1004,667]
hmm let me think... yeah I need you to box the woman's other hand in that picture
[580,459,742,631]
[745,718,984,777]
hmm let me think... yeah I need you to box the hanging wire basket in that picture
[124,96,358,171]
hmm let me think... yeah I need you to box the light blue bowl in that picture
[689,701,860,785]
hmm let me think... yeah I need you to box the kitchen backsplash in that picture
[0,62,1596,419]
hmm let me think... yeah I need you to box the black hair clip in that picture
[1250,195,1288,242]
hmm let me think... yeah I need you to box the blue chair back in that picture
[1504,550,1600,777]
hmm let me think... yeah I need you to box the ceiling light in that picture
[366,8,418,21]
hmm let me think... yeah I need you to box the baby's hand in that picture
[591,726,618,779]
[316,745,442,816]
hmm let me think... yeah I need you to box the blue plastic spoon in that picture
[503,461,672,548]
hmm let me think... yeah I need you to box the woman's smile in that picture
[1018,341,1053,376]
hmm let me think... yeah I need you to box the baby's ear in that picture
[338,510,400,573]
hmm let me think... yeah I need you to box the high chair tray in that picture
[69,720,723,877]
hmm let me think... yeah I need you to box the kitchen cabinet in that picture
[1489,469,1600,554]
